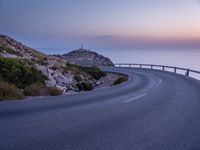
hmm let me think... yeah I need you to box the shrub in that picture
[0,81,24,100]
[47,87,63,96]
[74,74,82,82]
[0,46,23,57]
[64,63,80,74]
[24,83,63,97]
[50,63,60,70]
[24,83,47,96]
[113,76,128,85]
[76,82,93,91]
[40,61,49,65]
[31,52,45,61]
[81,66,106,80]
[0,58,47,88]
[65,63,106,80]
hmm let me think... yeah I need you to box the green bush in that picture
[31,51,45,61]
[0,81,24,100]
[80,66,106,80]
[47,87,63,96]
[24,83,47,96]
[65,63,106,80]
[74,74,82,82]
[0,58,47,88]
[76,82,93,91]
[40,61,49,65]
[64,63,81,74]
[113,76,128,85]
[0,46,23,57]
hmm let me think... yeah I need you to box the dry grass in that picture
[47,87,63,96]
[24,83,47,96]
[0,81,24,100]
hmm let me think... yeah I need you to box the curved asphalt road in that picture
[1,67,200,150]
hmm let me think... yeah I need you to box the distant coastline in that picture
[37,47,200,71]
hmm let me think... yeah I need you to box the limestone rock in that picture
[61,48,114,66]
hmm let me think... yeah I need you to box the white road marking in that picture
[149,79,157,88]
[150,82,155,88]
[124,93,147,103]
[158,79,162,84]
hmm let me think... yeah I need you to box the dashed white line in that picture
[124,93,147,103]
[149,82,155,88]
[158,79,162,84]
[147,78,156,89]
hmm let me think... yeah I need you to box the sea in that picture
[38,47,200,80]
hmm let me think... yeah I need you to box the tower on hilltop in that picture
[81,45,83,50]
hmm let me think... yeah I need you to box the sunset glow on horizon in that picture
[0,0,200,50]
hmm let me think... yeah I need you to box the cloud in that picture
[95,35,115,40]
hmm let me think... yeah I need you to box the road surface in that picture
[1,67,200,150]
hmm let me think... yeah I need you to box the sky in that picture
[0,0,200,53]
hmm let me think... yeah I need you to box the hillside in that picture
[0,35,108,100]
[61,47,114,66]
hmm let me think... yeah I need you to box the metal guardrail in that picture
[114,63,200,79]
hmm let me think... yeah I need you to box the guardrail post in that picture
[185,69,190,77]
[113,64,200,80]
[174,67,177,73]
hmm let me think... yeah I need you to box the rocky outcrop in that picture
[0,35,118,97]
[0,35,102,94]
[61,47,114,67]
[0,35,46,60]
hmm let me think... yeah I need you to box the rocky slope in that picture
[0,35,108,99]
[61,47,114,66]
[0,35,72,91]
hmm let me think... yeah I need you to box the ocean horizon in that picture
[37,47,200,70]
[36,47,200,80]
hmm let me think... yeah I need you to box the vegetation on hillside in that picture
[65,63,106,80]
[0,46,23,57]
[47,86,63,96]
[65,63,106,91]
[74,74,82,82]
[24,83,47,96]
[0,81,24,101]
[0,58,49,100]
[76,82,93,91]
[0,35,120,101]
[0,57,127,101]
[0,58,107,100]
[0,57,47,89]
[24,83,63,97]
[113,76,128,85]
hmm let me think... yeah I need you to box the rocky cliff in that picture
[0,35,72,91]
[0,35,107,99]
[61,47,114,66]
